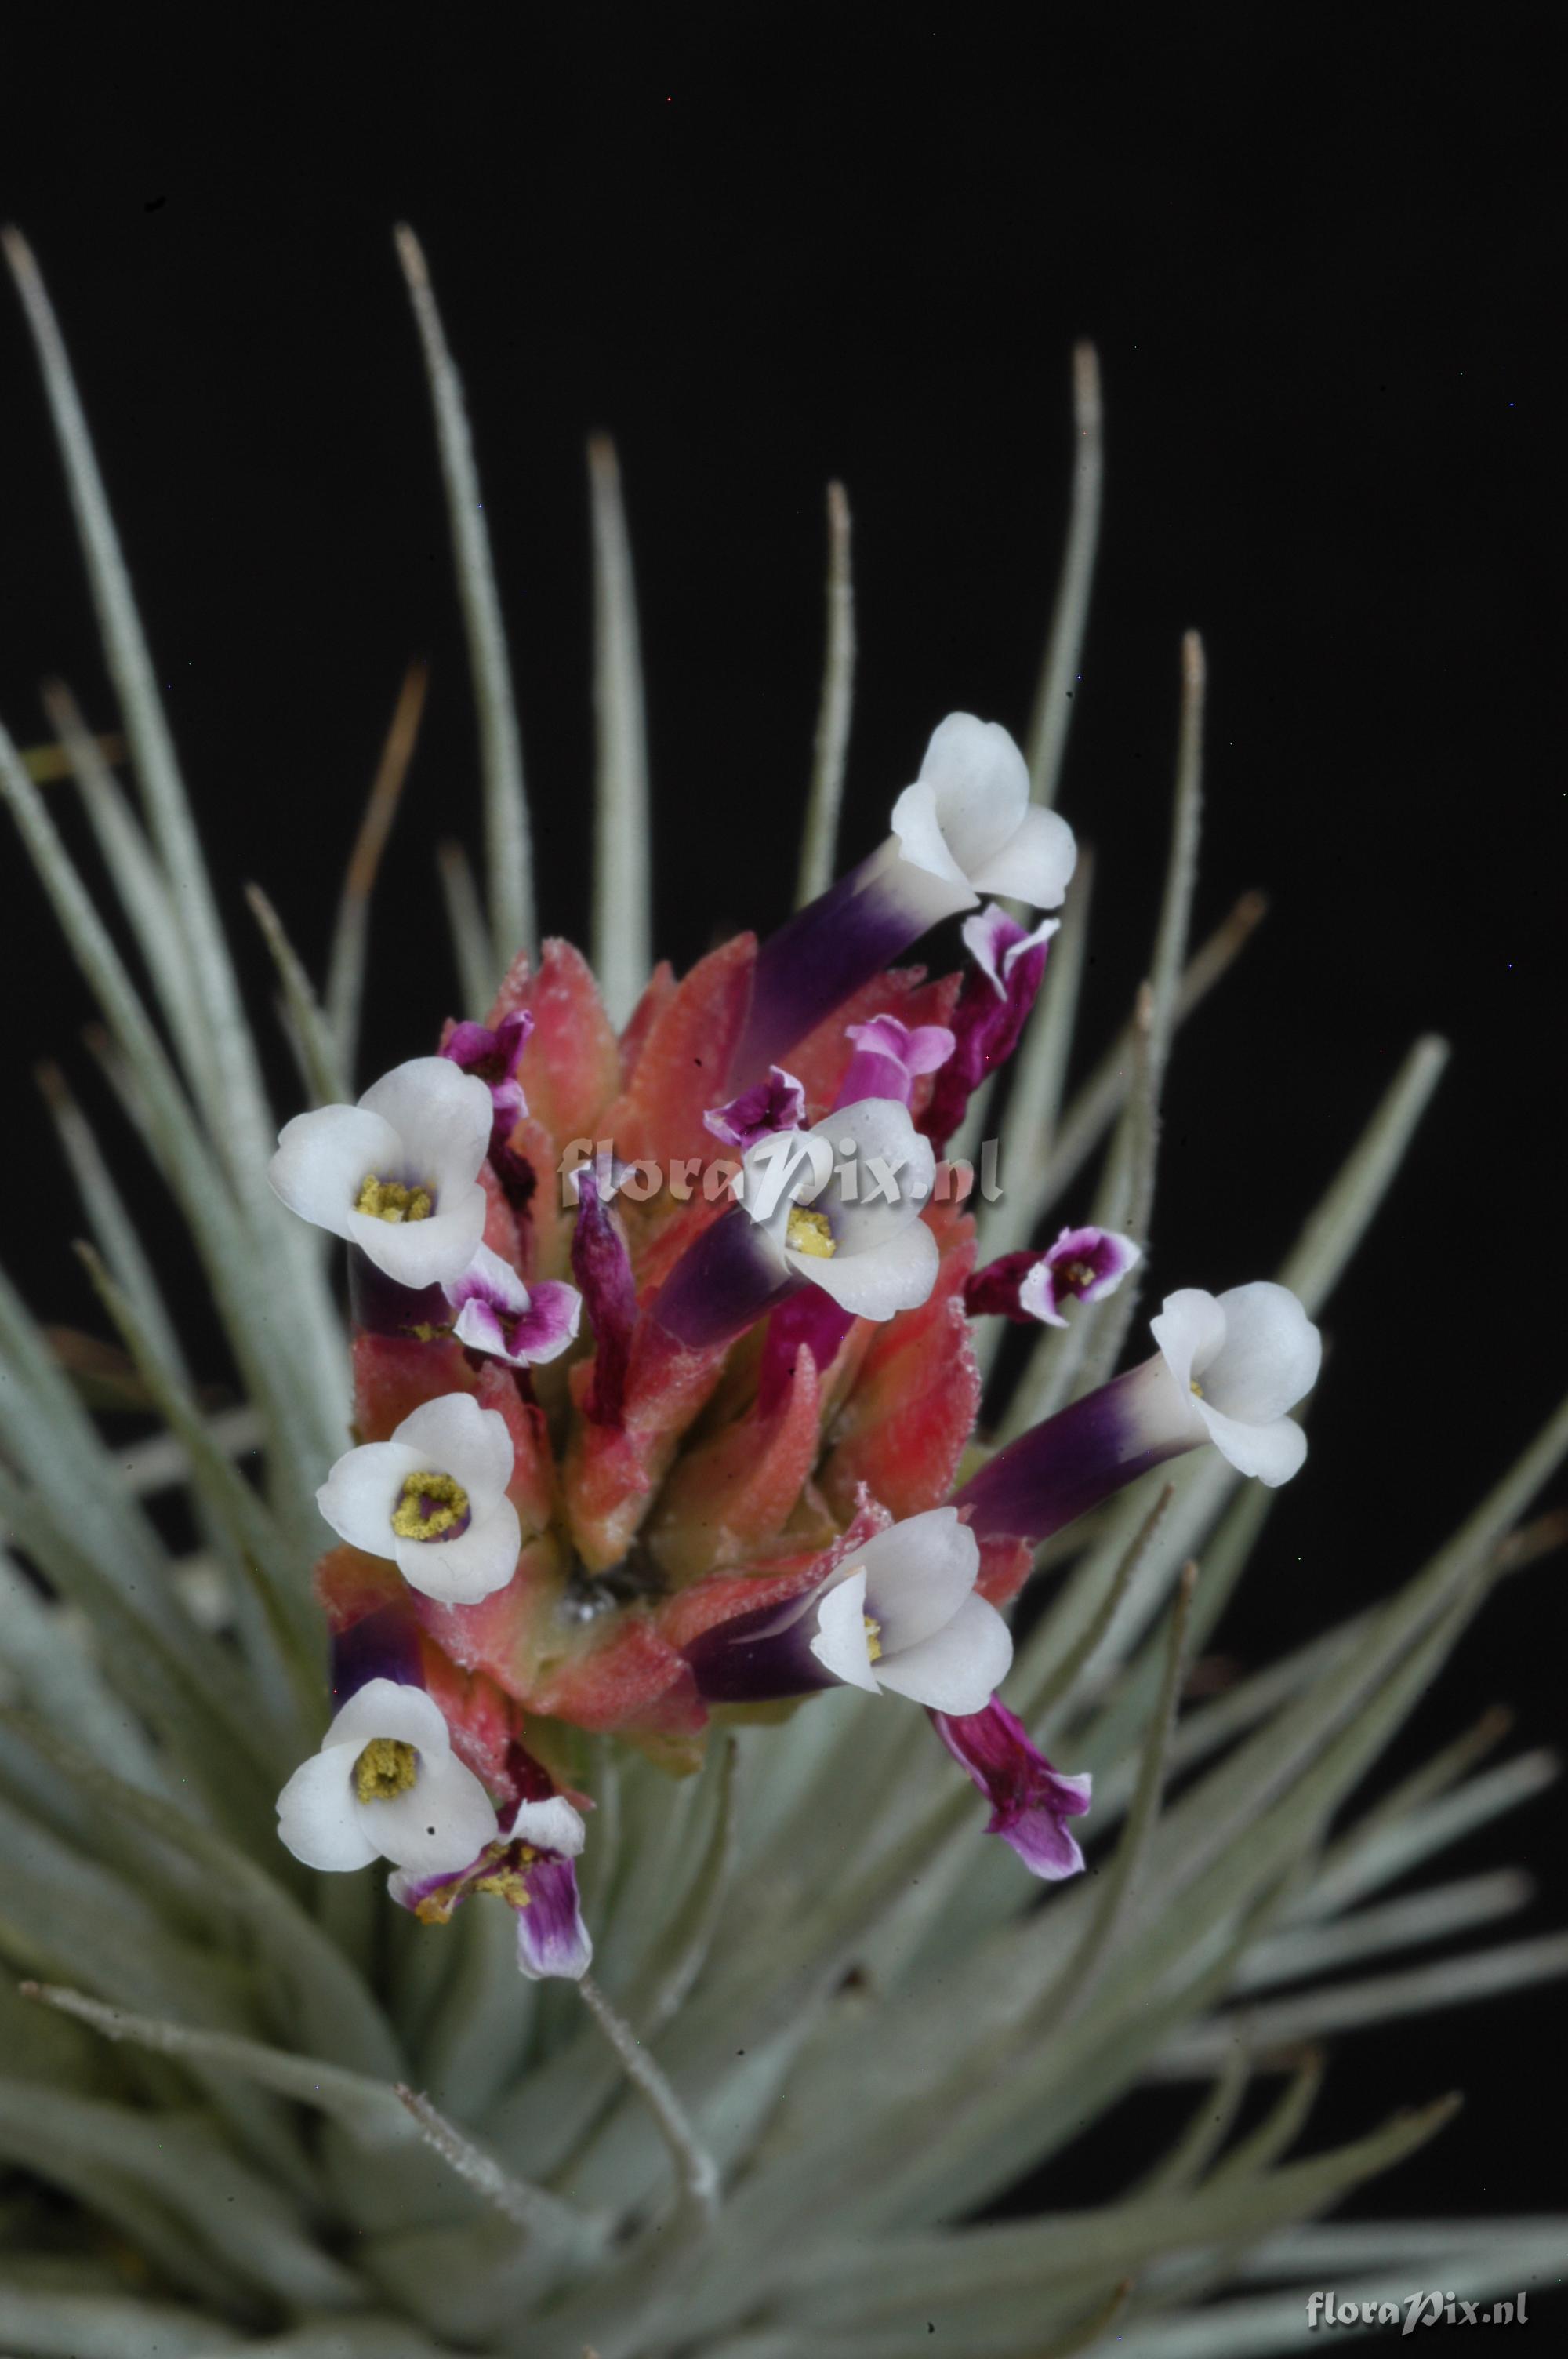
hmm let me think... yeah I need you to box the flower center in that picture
[391,1471,471,1541]
[474,1845,539,1907]
[356,1173,435,1223]
[1189,1379,1204,1399]
[787,1206,837,1259]
[863,1612,884,1663]
[1059,1259,1097,1289]
[353,1736,418,1803]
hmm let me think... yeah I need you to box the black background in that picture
[2,8,1562,2325]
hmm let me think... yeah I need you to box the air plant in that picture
[0,219,1564,2359]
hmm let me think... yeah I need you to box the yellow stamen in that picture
[354,1736,418,1804]
[863,1613,883,1664]
[1060,1259,1097,1289]
[391,1471,470,1541]
[787,1206,837,1259]
[356,1173,434,1223]
[1189,1379,1204,1399]
[474,1847,539,1908]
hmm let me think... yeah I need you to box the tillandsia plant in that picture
[0,217,1564,2359]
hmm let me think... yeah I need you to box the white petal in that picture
[277,1748,379,1870]
[269,1105,402,1242]
[347,1192,488,1289]
[452,1297,508,1357]
[855,1506,980,1653]
[506,1795,587,1857]
[1205,1282,1323,1423]
[392,1394,515,1515]
[317,1441,425,1558]
[1195,1400,1309,1487]
[365,1747,499,1877]
[1002,911,1064,973]
[394,1499,521,1604]
[873,1592,1014,1714]
[325,1679,456,1755]
[792,1218,939,1320]
[358,1056,493,1190]
[446,1239,530,1316]
[918,714,1030,876]
[960,903,1013,995]
[888,776,975,895]
[808,1568,881,1693]
[968,804,1078,907]
[1017,1260,1067,1326]
[811,1098,936,1256]
[1149,1287,1228,1394]
[742,1126,836,1230]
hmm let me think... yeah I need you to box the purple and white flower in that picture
[652,1096,939,1347]
[738,715,1076,1077]
[389,1794,593,1982]
[837,1014,955,1109]
[703,1065,806,1150]
[923,903,1059,1151]
[269,1056,493,1288]
[931,1698,1092,1879]
[962,902,1062,998]
[966,1226,1142,1328]
[443,1242,582,1369]
[684,1507,1012,1716]
[440,1009,533,1129]
[317,1393,521,1605]
[957,1280,1322,1547]
[276,1678,498,1877]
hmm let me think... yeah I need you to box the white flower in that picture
[1149,1281,1322,1486]
[269,1056,493,1289]
[890,714,1077,916]
[316,1393,521,1605]
[276,1679,498,1877]
[808,1507,1011,1715]
[742,1096,939,1320]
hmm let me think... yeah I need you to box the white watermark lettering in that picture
[1304,2288,1530,2332]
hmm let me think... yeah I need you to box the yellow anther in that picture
[354,1736,418,1804]
[787,1206,837,1259]
[863,1613,884,1663]
[391,1471,470,1541]
[474,1859,535,1907]
[1189,1379,1204,1399]
[1060,1259,1097,1289]
[356,1173,434,1223]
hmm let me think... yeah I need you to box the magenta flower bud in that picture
[931,1698,1092,1879]
[965,1224,1142,1328]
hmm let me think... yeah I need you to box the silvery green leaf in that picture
[1232,1868,1533,1994]
[436,838,498,1021]
[12,1718,402,2082]
[23,1983,416,2147]
[0,2078,359,2311]
[794,481,856,910]
[246,883,351,1110]
[395,225,533,971]
[2,233,278,1216]
[0,2281,240,2357]
[589,435,652,1028]
[1167,1932,1568,2073]
[779,2094,1457,2336]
